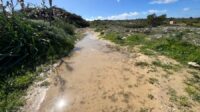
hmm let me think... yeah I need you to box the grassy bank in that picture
[102,32,200,65]
[0,13,82,111]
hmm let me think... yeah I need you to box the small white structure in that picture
[169,20,176,25]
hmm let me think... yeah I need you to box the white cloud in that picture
[87,12,139,21]
[86,9,168,21]
[183,7,190,11]
[147,9,167,14]
[150,0,178,4]
[107,12,139,20]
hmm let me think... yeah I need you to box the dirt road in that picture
[31,30,199,112]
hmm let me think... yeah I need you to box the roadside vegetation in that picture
[185,71,200,103]
[101,32,200,64]
[92,13,200,111]
[0,0,88,111]
[92,13,200,65]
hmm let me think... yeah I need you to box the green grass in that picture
[148,77,159,85]
[103,32,200,65]
[139,108,149,112]
[102,32,124,45]
[143,38,200,64]
[185,71,200,103]
[152,61,174,70]
[123,34,147,46]
[102,32,147,46]
[0,15,77,111]
[135,62,149,67]
[140,48,156,56]
[167,87,190,107]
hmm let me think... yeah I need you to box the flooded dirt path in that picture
[35,30,199,112]
[39,30,136,112]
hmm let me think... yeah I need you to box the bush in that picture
[147,14,167,27]
[0,15,76,111]
[52,18,75,35]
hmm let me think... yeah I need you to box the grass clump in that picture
[102,32,124,45]
[139,108,149,112]
[185,71,200,103]
[152,61,174,70]
[123,34,147,46]
[167,87,190,107]
[140,48,156,56]
[178,96,190,107]
[148,94,154,100]
[135,62,149,67]
[40,81,50,87]
[148,77,159,85]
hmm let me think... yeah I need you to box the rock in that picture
[188,62,200,69]
[39,73,44,77]
[122,37,127,39]
[53,63,60,68]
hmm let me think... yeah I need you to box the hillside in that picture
[19,6,89,28]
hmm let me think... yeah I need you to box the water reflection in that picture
[51,96,69,112]
[56,99,68,109]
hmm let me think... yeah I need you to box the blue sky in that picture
[24,0,200,20]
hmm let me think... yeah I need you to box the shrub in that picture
[52,18,75,35]
[147,14,167,27]
[0,15,76,111]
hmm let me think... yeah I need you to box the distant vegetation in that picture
[92,14,200,65]
[0,0,88,111]
[93,14,200,108]
[91,14,200,31]
[20,6,89,28]
[147,14,167,27]
[101,30,200,65]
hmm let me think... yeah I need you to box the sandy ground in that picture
[24,30,199,112]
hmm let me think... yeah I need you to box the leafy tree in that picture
[147,13,167,27]
[147,13,157,27]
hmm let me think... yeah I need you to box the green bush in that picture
[0,16,75,76]
[52,18,75,35]
[0,15,76,111]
